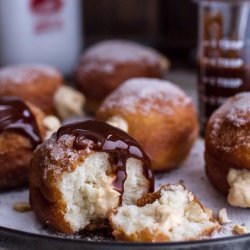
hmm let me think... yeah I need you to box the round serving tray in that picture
[0,139,249,250]
[0,72,249,249]
[0,226,250,250]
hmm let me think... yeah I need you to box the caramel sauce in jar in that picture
[197,0,250,133]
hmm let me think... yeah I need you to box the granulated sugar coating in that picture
[82,40,162,64]
[99,78,192,115]
[207,92,250,152]
[0,64,61,85]
[77,40,164,75]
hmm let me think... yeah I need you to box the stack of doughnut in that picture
[75,40,170,113]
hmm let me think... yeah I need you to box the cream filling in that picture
[43,115,61,139]
[54,85,85,120]
[111,185,218,241]
[227,168,250,208]
[106,116,128,132]
[58,152,149,232]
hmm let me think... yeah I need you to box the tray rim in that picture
[0,225,250,247]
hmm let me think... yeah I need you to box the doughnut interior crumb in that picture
[58,152,149,232]
[110,184,220,242]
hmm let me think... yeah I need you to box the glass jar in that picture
[196,0,250,133]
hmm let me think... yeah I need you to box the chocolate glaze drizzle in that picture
[0,97,42,148]
[57,120,154,197]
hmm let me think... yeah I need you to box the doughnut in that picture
[109,184,220,242]
[29,120,154,234]
[97,78,199,171]
[0,64,62,114]
[75,40,170,113]
[0,97,46,189]
[205,92,250,208]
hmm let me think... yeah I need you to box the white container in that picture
[0,0,83,76]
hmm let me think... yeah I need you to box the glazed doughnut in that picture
[97,78,199,171]
[29,120,154,234]
[75,40,170,113]
[0,97,46,189]
[205,92,250,208]
[0,64,62,114]
[109,184,219,242]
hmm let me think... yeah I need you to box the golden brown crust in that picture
[29,133,113,234]
[110,224,218,243]
[97,80,199,171]
[75,40,167,113]
[0,102,45,189]
[111,226,170,242]
[29,133,87,234]
[205,93,250,195]
[0,64,62,114]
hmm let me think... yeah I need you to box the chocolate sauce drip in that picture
[57,120,154,197]
[0,97,42,148]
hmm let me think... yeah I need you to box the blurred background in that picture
[0,0,198,73]
[84,0,197,68]
[1,0,250,132]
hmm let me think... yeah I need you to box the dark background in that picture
[83,0,198,68]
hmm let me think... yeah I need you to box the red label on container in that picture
[30,0,63,14]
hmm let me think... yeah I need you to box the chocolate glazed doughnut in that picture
[0,97,45,189]
[29,120,154,234]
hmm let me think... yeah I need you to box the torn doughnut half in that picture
[29,120,154,234]
[109,184,220,242]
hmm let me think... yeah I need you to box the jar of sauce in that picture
[196,0,250,133]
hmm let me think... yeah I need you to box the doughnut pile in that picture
[0,40,233,243]
[205,92,250,208]
[97,78,199,171]
[29,120,154,234]
[75,40,169,113]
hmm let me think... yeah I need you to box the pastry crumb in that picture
[232,224,248,235]
[218,208,232,224]
[13,202,31,213]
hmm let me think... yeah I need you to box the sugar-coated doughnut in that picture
[97,78,199,171]
[75,40,170,113]
[205,92,250,208]
[0,64,62,114]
